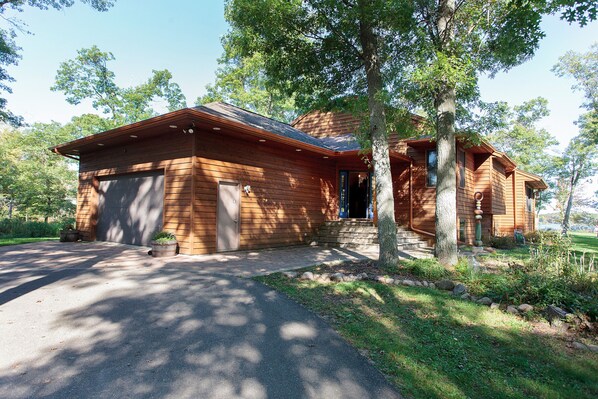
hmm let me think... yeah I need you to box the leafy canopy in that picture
[52,46,187,128]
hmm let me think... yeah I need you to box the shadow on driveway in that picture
[0,242,400,399]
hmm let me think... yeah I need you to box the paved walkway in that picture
[0,242,401,399]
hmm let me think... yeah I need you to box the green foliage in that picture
[552,42,597,112]
[0,218,62,238]
[0,124,77,220]
[488,235,518,249]
[52,46,187,126]
[0,1,115,125]
[399,258,450,281]
[151,231,176,244]
[197,51,297,123]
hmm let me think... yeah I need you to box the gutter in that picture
[52,147,80,161]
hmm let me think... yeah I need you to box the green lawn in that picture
[0,237,58,247]
[570,232,598,254]
[256,273,598,399]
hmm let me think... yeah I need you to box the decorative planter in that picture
[59,229,79,242]
[150,241,178,258]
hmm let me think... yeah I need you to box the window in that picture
[458,149,466,188]
[459,219,467,242]
[526,187,534,212]
[426,150,437,187]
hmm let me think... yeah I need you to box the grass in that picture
[570,232,598,255]
[0,237,58,247]
[256,272,598,399]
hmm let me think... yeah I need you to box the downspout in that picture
[409,161,435,238]
[512,172,517,230]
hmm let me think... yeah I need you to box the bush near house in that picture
[0,218,67,238]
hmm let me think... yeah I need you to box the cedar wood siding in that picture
[456,148,477,245]
[78,127,337,255]
[192,128,336,254]
[78,132,194,252]
[473,153,493,241]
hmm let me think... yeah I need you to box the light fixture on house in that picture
[213,127,221,131]
[169,125,178,129]
[259,139,266,142]
[130,135,138,138]
[243,185,251,195]
[183,122,196,134]
[323,156,329,159]
[295,149,302,152]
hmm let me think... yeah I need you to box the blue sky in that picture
[3,0,597,151]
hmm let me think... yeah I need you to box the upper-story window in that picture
[427,150,437,187]
[458,149,466,188]
[526,187,534,212]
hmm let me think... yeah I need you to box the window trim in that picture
[458,149,466,188]
[426,149,437,187]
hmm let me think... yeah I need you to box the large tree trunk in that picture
[561,177,576,235]
[434,0,458,266]
[434,86,458,266]
[358,3,399,267]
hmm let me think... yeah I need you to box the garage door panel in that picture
[96,171,164,246]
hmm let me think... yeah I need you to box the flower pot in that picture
[150,241,178,258]
[60,230,79,242]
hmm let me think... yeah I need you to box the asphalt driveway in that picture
[0,242,400,399]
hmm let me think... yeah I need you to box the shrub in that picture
[488,235,517,249]
[0,218,61,238]
[151,231,176,244]
[400,258,450,281]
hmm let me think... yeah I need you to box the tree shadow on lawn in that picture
[0,265,401,399]
[275,279,598,399]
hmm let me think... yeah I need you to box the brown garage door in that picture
[96,171,164,246]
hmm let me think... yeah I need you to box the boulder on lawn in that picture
[300,271,314,281]
[546,305,568,321]
[477,297,493,306]
[460,293,471,300]
[282,271,298,279]
[436,279,455,291]
[330,273,345,282]
[518,304,534,313]
[490,303,500,310]
[453,283,467,296]
[403,280,415,286]
[506,305,519,315]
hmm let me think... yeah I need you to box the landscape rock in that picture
[506,305,519,315]
[282,271,298,279]
[453,283,467,296]
[546,305,568,321]
[422,281,429,287]
[330,273,345,282]
[403,280,415,287]
[359,273,368,280]
[415,281,423,287]
[587,344,598,353]
[518,304,534,313]
[319,273,331,282]
[429,283,436,289]
[300,272,314,281]
[549,319,569,333]
[436,279,455,291]
[477,297,493,306]
[490,303,500,310]
[572,342,588,351]
[484,247,497,253]
[460,293,471,300]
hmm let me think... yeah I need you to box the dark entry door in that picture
[339,171,373,219]
[217,181,240,251]
[96,171,164,246]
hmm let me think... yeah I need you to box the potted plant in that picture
[59,224,79,242]
[150,231,178,257]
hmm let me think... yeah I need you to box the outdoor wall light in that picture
[183,122,196,134]
[244,185,251,195]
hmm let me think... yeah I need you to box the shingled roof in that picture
[196,102,330,150]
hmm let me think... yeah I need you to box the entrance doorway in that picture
[339,171,373,219]
[217,181,240,251]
